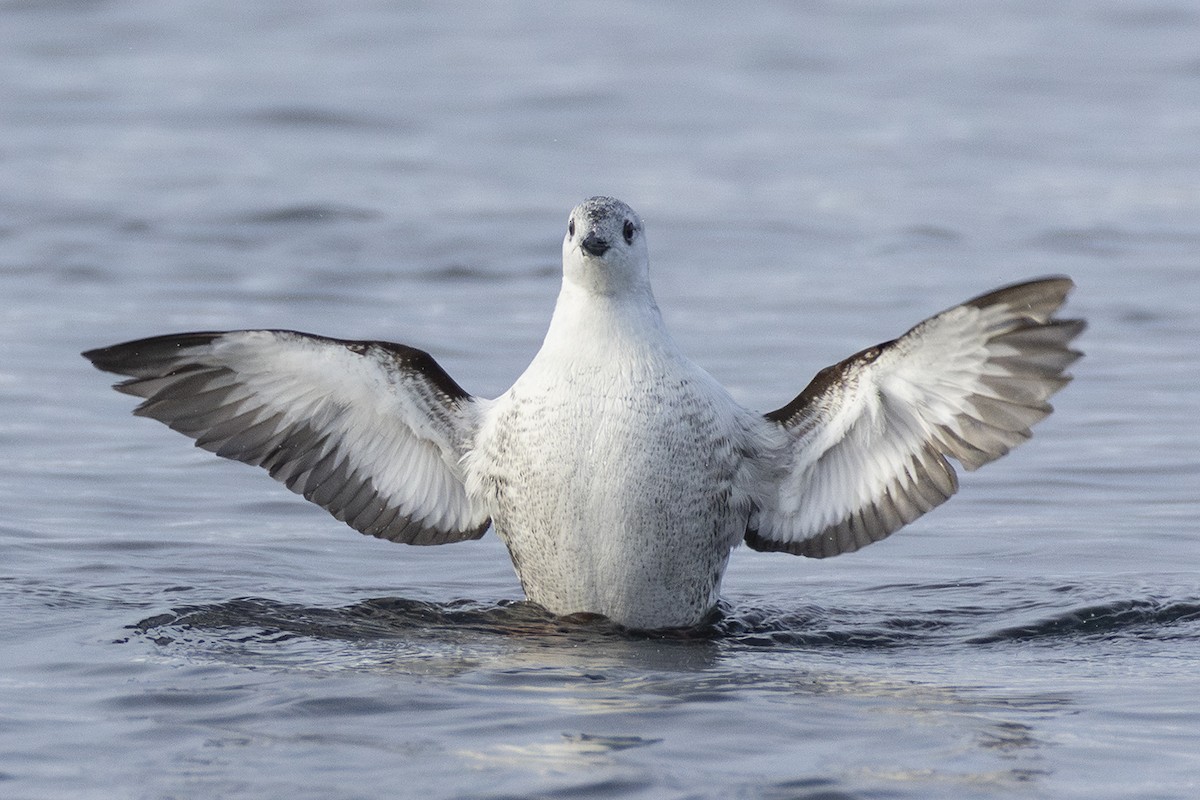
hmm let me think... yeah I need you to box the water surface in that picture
[2,2,1199,798]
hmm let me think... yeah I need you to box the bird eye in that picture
[568,218,575,237]
[622,219,635,244]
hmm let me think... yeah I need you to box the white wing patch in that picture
[749,277,1084,558]
[85,330,490,544]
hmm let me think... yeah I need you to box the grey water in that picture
[3,1,1199,798]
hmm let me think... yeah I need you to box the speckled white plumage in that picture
[85,196,1083,630]
[466,200,778,627]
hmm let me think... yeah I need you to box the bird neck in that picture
[538,279,673,362]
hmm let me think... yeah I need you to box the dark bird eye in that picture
[568,218,575,237]
[623,219,635,244]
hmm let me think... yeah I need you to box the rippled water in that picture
[3,1,1200,798]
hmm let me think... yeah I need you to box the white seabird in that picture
[84,196,1084,630]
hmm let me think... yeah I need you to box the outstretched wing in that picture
[747,276,1084,558]
[84,330,491,545]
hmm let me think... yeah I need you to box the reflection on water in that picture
[126,587,1104,794]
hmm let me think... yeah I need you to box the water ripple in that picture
[130,582,1200,658]
[967,597,1200,645]
[134,596,626,647]
[235,204,381,225]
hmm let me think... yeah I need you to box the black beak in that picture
[581,233,610,256]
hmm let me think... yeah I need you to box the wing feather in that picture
[749,277,1083,558]
[84,330,491,545]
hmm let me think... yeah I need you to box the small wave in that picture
[236,204,380,225]
[707,604,934,649]
[131,588,1200,654]
[411,262,559,282]
[967,597,1200,644]
[245,106,395,130]
[133,596,628,646]
[1025,226,1128,256]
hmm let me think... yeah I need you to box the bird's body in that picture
[85,197,1084,630]
[469,281,775,628]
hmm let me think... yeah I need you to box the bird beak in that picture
[580,233,611,256]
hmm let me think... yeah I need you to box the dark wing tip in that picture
[963,275,1075,319]
[83,332,224,378]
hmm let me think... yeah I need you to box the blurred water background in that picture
[2,1,1199,798]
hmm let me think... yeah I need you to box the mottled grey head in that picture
[562,196,649,296]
